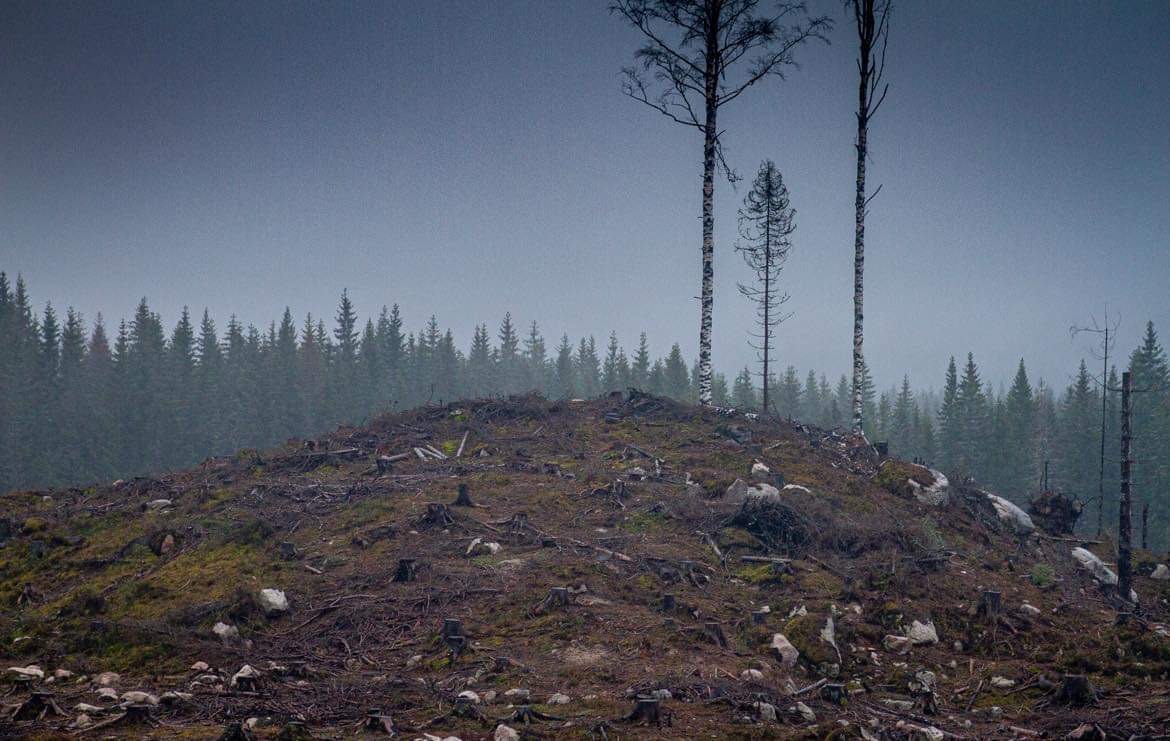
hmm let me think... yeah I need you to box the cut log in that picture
[455,431,470,458]
[625,697,667,727]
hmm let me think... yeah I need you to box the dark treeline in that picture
[1,272,1167,545]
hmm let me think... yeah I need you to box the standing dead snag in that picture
[736,160,796,414]
[612,0,830,405]
[847,0,891,433]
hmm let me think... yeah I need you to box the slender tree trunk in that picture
[762,203,772,414]
[696,31,718,407]
[1097,326,1108,535]
[1118,371,1133,602]
[851,99,868,433]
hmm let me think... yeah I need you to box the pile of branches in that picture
[724,497,814,557]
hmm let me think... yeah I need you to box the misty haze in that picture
[1,1,1168,738]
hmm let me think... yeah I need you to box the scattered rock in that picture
[990,676,1015,689]
[1152,564,1170,581]
[740,668,764,682]
[257,588,290,616]
[230,664,261,690]
[547,692,571,705]
[72,713,93,729]
[213,622,241,642]
[795,701,816,722]
[751,461,771,479]
[503,688,530,701]
[755,701,777,722]
[906,620,938,645]
[770,633,800,669]
[96,671,120,687]
[466,537,502,556]
[95,687,119,702]
[145,499,173,510]
[160,691,194,704]
[457,690,481,704]
[494,725,521,741]
[725,478,780,503]
[190,661,211,672]
[53,668,74,680]
[1071,547,1139,601]
[895,721,945,741]
[6,665,45,681]
[986,493,1035,534]
[1019,603,1042,618]
[482,690,497,704]
[406,654,423,668]
[120,691,159,705]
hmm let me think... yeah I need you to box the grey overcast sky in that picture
[1,0,1167,393]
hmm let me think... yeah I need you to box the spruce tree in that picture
[1000,359,1035,497]
[467,324,494,397]
[497,313,521,394]
[663,344,689,400]
[554,334,575,399]
[955,353,988,479]
[602,332,622,392]
[732,367,757,409]
[891,376,915,456]
[523,321,548,394]
[937,357,961,472]
[631,333,651,389]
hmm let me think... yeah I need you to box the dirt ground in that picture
[2,392,1169,739]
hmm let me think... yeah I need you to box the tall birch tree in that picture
[847,0,890,433]
[612,0,830,405]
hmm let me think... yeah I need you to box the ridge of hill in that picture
[1,392,1168,739]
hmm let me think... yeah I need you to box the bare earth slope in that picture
[2,393,1169,739]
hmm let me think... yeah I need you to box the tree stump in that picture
[419,502,455,529]
[375,456,395,475]
[508,512,530,535]
[13,691,65,721]
[977,590,1001,621]
[441,618,464,639]
[452,483,474,507]
[279,542,298,561]
[122,703,156,725]
[363,709,395,734]
[1056,674,1096,706]
[625,697,669,727]
[703,621,729,648]
[751,609,768,626]
[819,683,847,705]
[547,586,569,607]
[393,558,418,583]
[218,721,252,741]
[661,593,676,612]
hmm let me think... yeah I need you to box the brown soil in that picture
[1,392,1168,739]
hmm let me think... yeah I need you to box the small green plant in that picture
[1030,563,1056,588]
